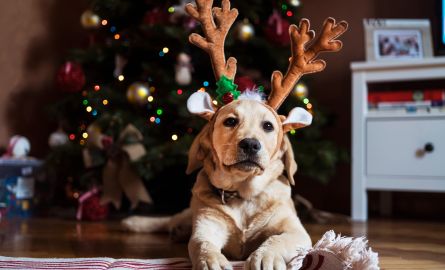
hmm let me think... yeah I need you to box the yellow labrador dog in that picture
[123,1,347,269]
[184,95,313,270]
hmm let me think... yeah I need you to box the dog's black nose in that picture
[239,138,261,155]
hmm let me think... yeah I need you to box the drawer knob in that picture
[424,143,434,153]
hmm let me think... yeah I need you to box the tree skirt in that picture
[0,231,379,270]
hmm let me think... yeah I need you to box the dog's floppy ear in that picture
[282,107,312,133]
[187,91,215,121]
[186,124,211,174]
[281,135,297,185]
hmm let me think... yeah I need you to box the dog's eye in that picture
[262,121,274,132]
[223,117,238,127]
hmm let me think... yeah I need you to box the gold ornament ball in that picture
[80,10,101,29]
[236,19,255,42]
[127,82,150,106]
[293,82,308,99]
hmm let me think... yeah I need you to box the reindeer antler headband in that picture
[186,0,348,111]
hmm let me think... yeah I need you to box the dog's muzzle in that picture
[232,138,263,171]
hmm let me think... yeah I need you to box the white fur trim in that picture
[238,89,265,102]
[187,91,215,115]
[283,107,313,126]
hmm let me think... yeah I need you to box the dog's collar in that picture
[210,184,241,204]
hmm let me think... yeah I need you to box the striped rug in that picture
[0,257,244,270]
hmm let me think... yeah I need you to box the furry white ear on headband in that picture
[282,107,313,132]
[187,91,215,120]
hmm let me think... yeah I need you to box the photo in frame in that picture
[363,19,433,61]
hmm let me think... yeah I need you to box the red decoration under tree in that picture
[78,189,109,221]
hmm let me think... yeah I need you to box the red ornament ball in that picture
[222,92,234,104]
[235,76,256,92]
[264,16,291,46]
[81,194,109,221]
[56,62,86,93]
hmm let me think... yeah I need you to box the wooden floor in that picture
[0,218,444,269]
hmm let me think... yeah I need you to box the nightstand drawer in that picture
[366,118,445,177]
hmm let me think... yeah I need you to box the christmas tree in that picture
[44,0,346,216]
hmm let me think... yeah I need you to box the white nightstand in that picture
[351,57,445,221]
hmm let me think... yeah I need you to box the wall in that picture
[0,0,87,156]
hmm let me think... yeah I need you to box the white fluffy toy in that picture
[288,230,379,270]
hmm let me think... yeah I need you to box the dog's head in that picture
[183,0,347,187]
[185,91,312,185]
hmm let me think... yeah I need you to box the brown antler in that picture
[267,17,348,110]
[185,0,238,81]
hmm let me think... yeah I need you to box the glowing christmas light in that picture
[171,134,178,141]
[148,96,154,102]
[289,0,301,6]
[118,75,125,81]
[86,106,92,112]
[82,132,88,139]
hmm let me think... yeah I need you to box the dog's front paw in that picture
[244,249,286,270]
[194,252,232,270]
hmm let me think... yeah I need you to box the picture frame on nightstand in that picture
[364,19,434,61]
